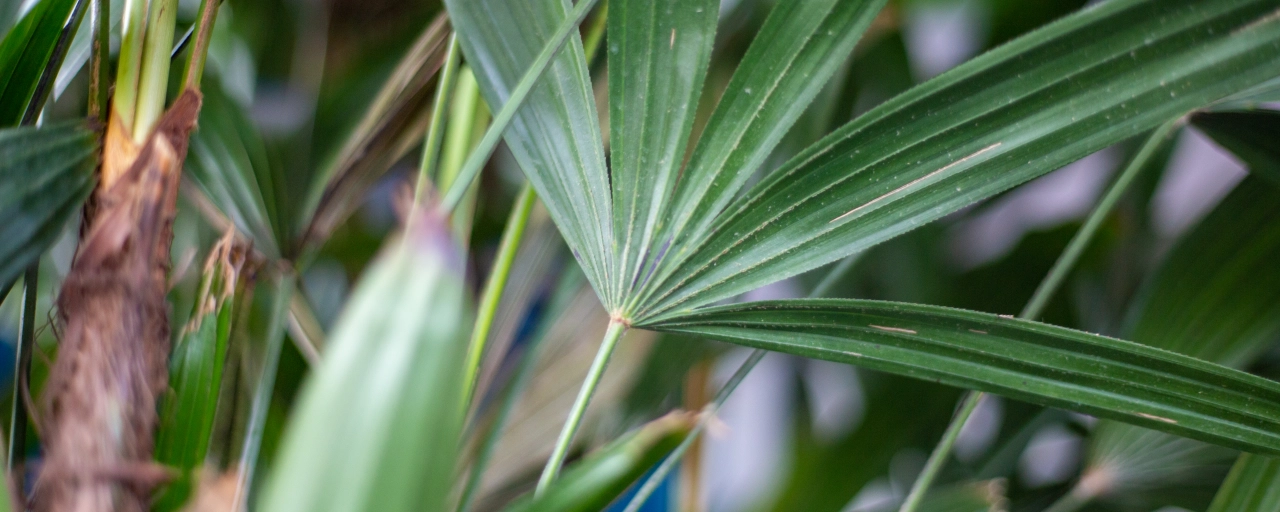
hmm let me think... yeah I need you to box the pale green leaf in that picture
[258,213,472,512]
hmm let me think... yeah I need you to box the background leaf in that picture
[1193,110,1280,188]
[0,121,95,287]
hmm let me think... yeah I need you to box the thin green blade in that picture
[0,0,78,125]
[637,0,1280,322]
[608,0,717,306]
[258,212,472,512]
[647,299,1280,455]
[445,0,614,305]
[0,121,95,287]
[634,0,888,315]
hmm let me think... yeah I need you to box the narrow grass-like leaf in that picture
[186,83,283,258]
[154,236,246,512]
[259,211,471,512]
[1193,110,1280,187]
[1207,454,1280,512]
[445,0,614,304]
[648,299,1280,455]
[0,121,95,287]
[608,0,717,305]
[636,0,1280,322]
[299,14,450,253]
[501,412,693,512]
[633,0,888,314]
[0,0,78,125]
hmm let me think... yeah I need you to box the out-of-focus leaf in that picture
[258,212,471,512]
[299,14,450,253]
[1207,454,1280,512]
[633,0,888,314]
[1193,110,1280,188]
[446,0,614,305]
[500,412,694,512]
[0,0,77,125]
[608,0,717,307]
[771,374,959,512]
[634,0,1280,323]
[154,236,248,512]
[917,480,1007,512]
[648,299,1280,455]
[1078,178,1280,507]
[0,122,95,287]
[187,81,284,258]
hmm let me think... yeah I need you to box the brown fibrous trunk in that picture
[35,89,202,512]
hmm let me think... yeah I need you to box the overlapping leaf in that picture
[0,0,78,125]
[634,0,1280,322]
[0,121,95,287]
[259,212,471,512]
[607,0,717,308]
[446,0,614,303]
[649,299,1280,455]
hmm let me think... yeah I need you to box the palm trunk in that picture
[36,90,201,512]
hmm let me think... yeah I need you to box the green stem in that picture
[462,183,536,406]
[896,119,1181,512]
[113,0,150,133]
[180,0,222,91]
[898,392,985,512]
[89,0,110,122]
[412,34,461,210]
[1042,490,1092,512]
[440,0,600,213]
[233,268,295,508]
[132,0,178,141]
[536,319,627,495]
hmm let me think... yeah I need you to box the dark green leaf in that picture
[633,0,888,314]
[446,0,615,303]
[636,0,1280,322]
[608,0,717,308]
[0,121,95,287]
[648,299,1280,455]
[0,0,78,125]
[154,238,246,512]
[1193,110,1280,188]
[259,212,471,512]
